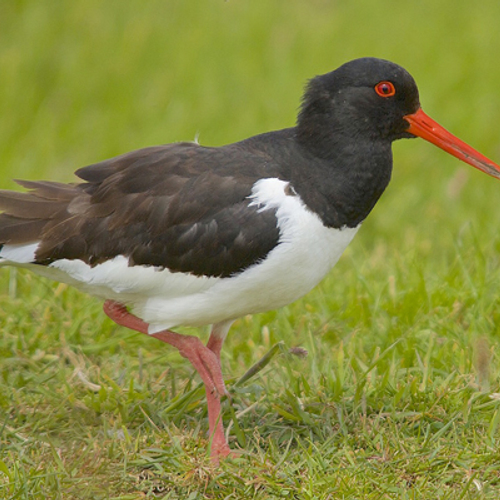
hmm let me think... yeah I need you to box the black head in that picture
[297,58,421,156]
[296,57,500,178]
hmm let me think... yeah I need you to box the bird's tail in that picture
[0,180,78,264]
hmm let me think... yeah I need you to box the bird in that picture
[0,57,499,463]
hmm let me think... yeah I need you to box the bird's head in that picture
[297,57,500,178]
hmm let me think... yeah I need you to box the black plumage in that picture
[0,59,422,277]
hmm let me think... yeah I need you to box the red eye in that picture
[375,81,396,97]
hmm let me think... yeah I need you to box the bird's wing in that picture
[0,143,281,278]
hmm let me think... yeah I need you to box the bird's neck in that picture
[290,132,394,228]
[235,127,394,229]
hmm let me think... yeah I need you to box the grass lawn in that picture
[1,1,500,498]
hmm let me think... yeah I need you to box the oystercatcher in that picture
[0,58,499,462]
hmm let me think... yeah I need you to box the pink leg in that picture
[206,320,233,370]
[103,300,232,462]
[204,320,233,456]
[206,330,224,358]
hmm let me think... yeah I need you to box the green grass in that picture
[1,1,500,498]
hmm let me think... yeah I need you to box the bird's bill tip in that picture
[404,108,500,180]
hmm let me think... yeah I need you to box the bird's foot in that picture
[209,438,233,465]
[103,300,227,397]
[178,339,229,399]
[103,299,233,462]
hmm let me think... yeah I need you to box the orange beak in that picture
[404,108,500,179]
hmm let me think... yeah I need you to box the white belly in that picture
[0,178,359,333]
[132,178,359,332]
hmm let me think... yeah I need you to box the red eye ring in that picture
[375,81,396,97]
